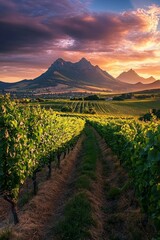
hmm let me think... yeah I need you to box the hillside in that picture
[22,58,132,92]
[0,58,160,93]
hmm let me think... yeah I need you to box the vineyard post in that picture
[4,196,19,224]
[57,152,61,169]
[32,171,38,195]
[47,158,52,179]
[63,149,67,159]
[67,148,70,155]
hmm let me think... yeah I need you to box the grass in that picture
[78,127,99,180]
[75,175,91,190]
[55,192,94,240]
[55,126,99,239]
[107,213,124,225]
[107,187,121,200]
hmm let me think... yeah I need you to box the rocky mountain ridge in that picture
[0,58,160,93]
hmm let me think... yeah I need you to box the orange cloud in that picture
[1,3,160,81]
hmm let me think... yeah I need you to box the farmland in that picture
[30,98,160,117]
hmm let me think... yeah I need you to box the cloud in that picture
[49,5,160,55]
[0,1,160,81]
[136,64,160,79]
[0,2,160,54]
[0,0,90,53]
[0,20,54,53]
[60,5,160,53]
[0,0,89,19]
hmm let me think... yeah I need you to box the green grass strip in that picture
[76,127,98,190]
[55,192,94,240]
[55,127,99,239]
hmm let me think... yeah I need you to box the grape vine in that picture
[88,117,160,234]
[0,95,85,223]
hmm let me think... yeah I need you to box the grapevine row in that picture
[0,95,85,223]
[88,117,160,234]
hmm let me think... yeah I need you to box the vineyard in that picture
[0,95,84,224]
[32,98,160,116]
[0,96,160,239]
[88,117,160,231]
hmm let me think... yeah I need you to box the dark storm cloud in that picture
[54,12,143,41]
[0,0,90,53]
[0,0,158,56]
[0,20,54,53]
[48,12,148,53]
[0,0,88,18]
[0,10,146,54]
[14,0,87,17]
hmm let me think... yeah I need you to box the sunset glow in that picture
[0,0,160,82]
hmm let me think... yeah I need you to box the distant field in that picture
[30,99,160,117]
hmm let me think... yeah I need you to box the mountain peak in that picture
[117,69,156,84]
[54,58,65,64]
[128,68,135,73]
[127,69,138,75]
[79,57,89,63]
[1,57,160,92]
[95,65,101,69]
[146,76,156,81]
[49,58,66,70]
[76,57,92,69]
[78,58,92,66]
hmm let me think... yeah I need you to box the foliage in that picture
[88,117,160,233]
[112,93,133,101]
[61,105,73,112]
[0,95,85,202]
[83,107,96,114]
[139,108,160,121]
[84,94,100,100]
[55,192,93,240]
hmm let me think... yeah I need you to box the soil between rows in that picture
[11,135,85,240]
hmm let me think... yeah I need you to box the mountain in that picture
[31,57,124,90]
[1,58,132,92]
[117,69,156,84]
[0,58,160,93]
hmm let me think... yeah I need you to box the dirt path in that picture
[89,159,105,240]
[11,135,85,240]
[42,139,86,240]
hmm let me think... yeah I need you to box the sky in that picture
[0,0,160,82]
